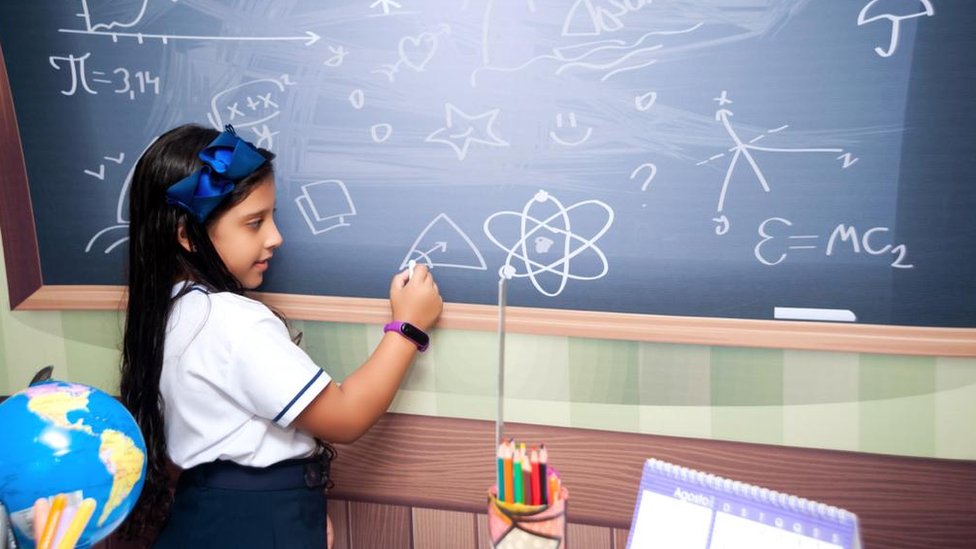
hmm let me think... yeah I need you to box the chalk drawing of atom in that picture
[483,190,614,297]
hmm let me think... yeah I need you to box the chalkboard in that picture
[1,0,974,329]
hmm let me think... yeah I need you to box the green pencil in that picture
[512,447,523,504]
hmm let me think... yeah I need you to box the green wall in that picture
[2,231,974,460]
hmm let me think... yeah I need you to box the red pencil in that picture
[529,448,541,505]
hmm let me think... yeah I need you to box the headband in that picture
[164,125,267,223]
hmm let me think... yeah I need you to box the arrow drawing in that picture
[58,28,321,46]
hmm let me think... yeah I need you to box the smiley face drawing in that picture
[549,112,593,146]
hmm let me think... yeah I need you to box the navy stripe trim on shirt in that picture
[273,369,325,424]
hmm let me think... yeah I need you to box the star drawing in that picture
[425,103,509,160]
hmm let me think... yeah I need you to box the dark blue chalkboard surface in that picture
[1,0,973,328]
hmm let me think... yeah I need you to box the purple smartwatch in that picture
[384,321,430,352]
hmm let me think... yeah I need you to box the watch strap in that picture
[384,321,429,352]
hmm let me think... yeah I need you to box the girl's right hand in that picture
[389,264,443,331]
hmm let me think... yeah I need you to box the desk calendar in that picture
[626,458,861,549]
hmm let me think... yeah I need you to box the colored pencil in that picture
[51,504,77,549]
[538,445,549,505]
[54,498,95,549]
[32,497,50,544]
[512,446,523,504]
[497,443,506,502]
[495,439,560,510]
[37,494,67,549]
[529,448,540,505]
[519,443,528,503]
[524,448,539,505]
[503,442,514,503]
[549,470,561,504]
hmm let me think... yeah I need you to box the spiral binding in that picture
[647,458,856,524]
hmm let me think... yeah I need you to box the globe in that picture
[0,380,146,548]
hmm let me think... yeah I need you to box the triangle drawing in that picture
[399,213,487,271]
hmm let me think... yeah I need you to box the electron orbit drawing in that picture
[483,190,614,297]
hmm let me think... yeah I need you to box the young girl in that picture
[119,124,442,547]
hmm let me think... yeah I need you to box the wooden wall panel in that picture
[412,507,478,549]
[346,501,411,549]
[567,523,612,548]
[331,413,976,549]
[476,514,490,549]
[30,411,976,548]
[329,499,350,549]
[613,528,631,549]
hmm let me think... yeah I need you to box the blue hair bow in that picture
[165,125,267,223]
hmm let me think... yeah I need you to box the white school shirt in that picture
[159,283,331,469]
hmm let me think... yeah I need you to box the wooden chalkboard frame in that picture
[2,46,973,357]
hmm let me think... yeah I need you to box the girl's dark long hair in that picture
[118,124,274,540]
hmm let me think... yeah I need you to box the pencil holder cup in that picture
[487,485,568,549]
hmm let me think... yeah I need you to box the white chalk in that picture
[774,307,856,322]
[407,259,416,280]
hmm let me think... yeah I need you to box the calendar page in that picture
[626,459,861,549]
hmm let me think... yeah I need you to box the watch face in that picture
[400,322,430,346]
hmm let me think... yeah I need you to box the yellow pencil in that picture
[37,493,67,549]
[51,503,77,549]
[54,498,96,549]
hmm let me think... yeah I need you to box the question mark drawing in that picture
[629,162,657,207]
